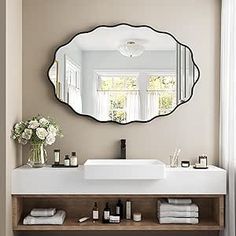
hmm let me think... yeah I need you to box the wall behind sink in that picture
[22,0,220,166]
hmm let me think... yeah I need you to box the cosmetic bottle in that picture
[64,155,70,167]
[71,152,78,167]
[116,199,123,219]
[125,200,132,220]
[103,202,110,223]
[54,149,60,166]
[92,202,99,222]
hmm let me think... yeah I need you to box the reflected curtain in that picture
[146,92,159,120]
[97,91,110,121]
[220,0,236,235]
[68,86,82,113]
[176,44,194,103]
[126,91,140,122]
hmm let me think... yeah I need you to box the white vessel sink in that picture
[84,159,166,180]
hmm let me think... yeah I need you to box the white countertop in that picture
[12,165,227,195]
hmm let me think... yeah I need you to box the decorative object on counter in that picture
[193,154,208,169]
[11,115,63,168]
[193,163,208,169]
[30,208,56,217]
[170,148,181,168]
[78,217,90,223]
[71,152,78,166]
[103,202,110,223]
[133,212,142,222]
[92,202,99,222]
[125,200,132,220]
[181,161,190,168]
[23,210,66,225]
[199,155,208,167]
[157,199,199,224]
[116,199,123,219]
[54,149,60,166]
[64,155,70,167]
[109,215,120,224]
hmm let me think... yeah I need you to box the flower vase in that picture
[27,143,47,168]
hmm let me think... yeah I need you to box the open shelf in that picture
[12,194,224,231]
[14,217,223,231]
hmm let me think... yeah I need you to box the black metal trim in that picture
[47,23,200,125]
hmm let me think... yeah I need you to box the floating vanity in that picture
[12,164,226,232]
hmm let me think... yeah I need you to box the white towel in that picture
[158,217,199,224]
[168,198,192,205]
[23,210,66,225]
[30,208,56,217]
[158,211,198,218]
[158,200,199,212]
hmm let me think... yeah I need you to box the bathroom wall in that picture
[0,0,22,236]
[22,0,221,166]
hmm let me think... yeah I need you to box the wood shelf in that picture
[14,217,223,231]
[12,194,225,231]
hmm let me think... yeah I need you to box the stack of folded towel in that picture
[23,208,66,225]
[157,199,199,224]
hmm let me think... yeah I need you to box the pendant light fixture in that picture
[119,41,144,58]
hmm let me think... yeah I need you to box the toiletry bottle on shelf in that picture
[71,152,78,167]
[103,202,110,223]
[54,149,60,166]
[116,199,123,219]
[126,200,132,220]
[64,155,70,167]
[92,202,99,222]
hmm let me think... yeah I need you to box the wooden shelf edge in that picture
[13,219,223,231]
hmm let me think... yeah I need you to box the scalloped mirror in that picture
[48,24,200,124]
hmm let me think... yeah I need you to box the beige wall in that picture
[22,2,220,236]
[0,0,22,236]
[0,1,7,235]
[22,0,221,166]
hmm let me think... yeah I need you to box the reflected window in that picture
[147,74,176,116]
[97,74,140,123]
[65,55,82,113]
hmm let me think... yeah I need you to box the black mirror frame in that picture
[47,23,200,125]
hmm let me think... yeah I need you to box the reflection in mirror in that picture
[48,24,199,124]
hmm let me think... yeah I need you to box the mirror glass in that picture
[48,24,199,124]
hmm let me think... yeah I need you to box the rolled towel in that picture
[30,208,56,217]
[168,198,192,205]
[158,211,198,218]
[158,217,199,224]
[23,210,66,225]
[158,200,198,212]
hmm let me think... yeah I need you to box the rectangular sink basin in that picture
[84,159,166,180]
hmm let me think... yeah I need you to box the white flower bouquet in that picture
[12,115,63,145]
[11,115,63,167]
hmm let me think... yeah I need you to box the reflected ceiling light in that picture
[119,41,144,58]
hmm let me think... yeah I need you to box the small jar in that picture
[71,152,78,167]
[64,155,70,167]
[133,212,142,222]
